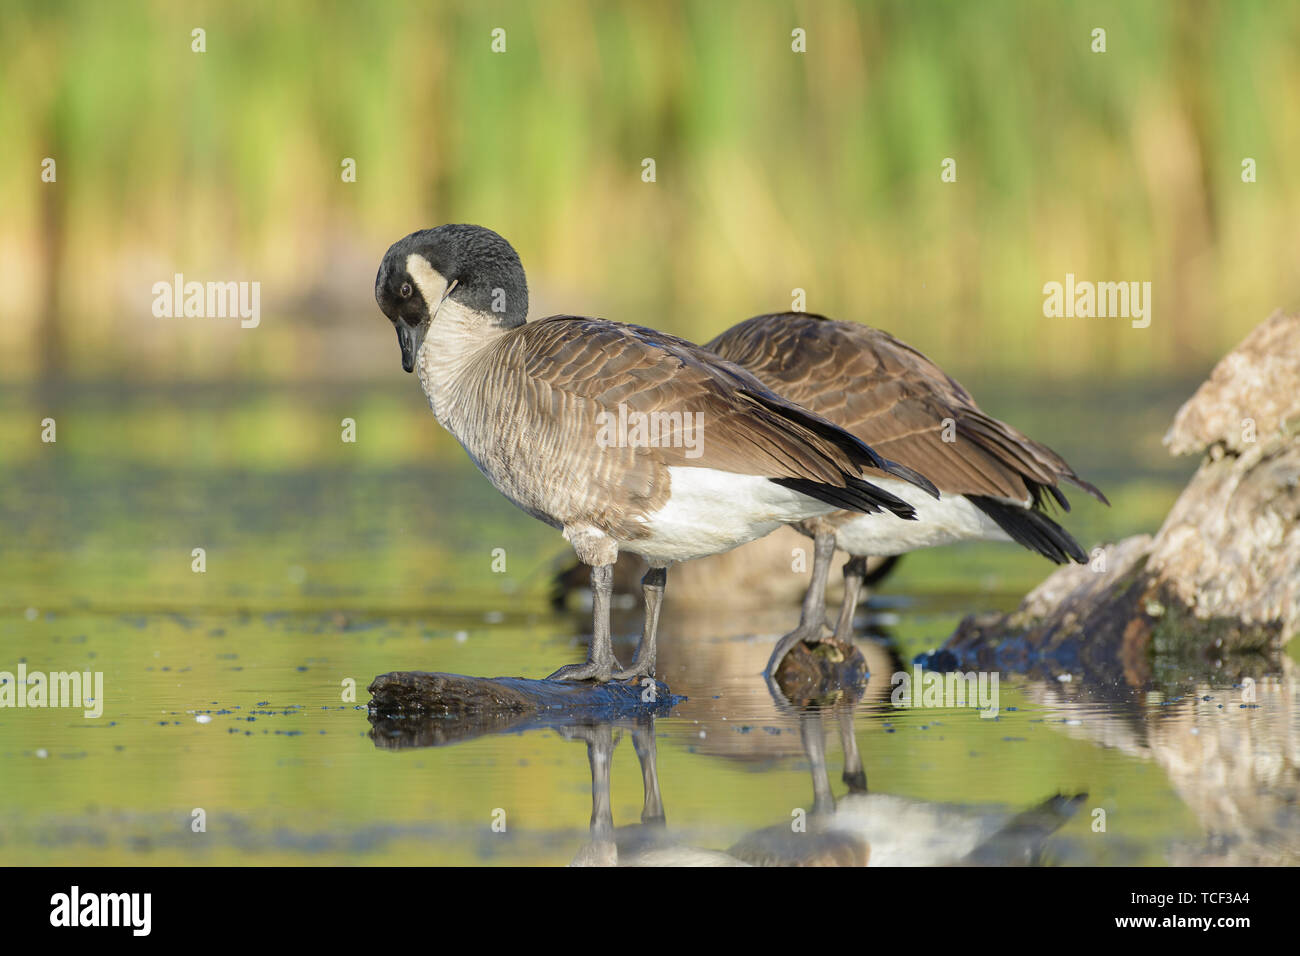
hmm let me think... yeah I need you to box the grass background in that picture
[1,0,1297,385]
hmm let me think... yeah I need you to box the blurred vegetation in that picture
[2,0,1297,385]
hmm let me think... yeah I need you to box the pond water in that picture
[2,382,1296,865]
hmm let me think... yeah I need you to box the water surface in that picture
[2,382,1295,865]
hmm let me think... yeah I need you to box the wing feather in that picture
[707,313,1107,508]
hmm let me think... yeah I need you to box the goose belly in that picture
[832,479,1013,556]
[457,441,566,530]
[627,467,833,564]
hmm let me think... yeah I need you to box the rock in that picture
[1164,310,1300,456]
[932,312,1300,681]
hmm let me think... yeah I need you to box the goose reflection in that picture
[565,719,749,867]
[726,702,1086,866]
[366,678,1086,866]
[565,702,1086,866]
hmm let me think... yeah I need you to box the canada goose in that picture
[373,226,937,682]
[706,313,1108,674]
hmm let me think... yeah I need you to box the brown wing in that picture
[506,315,913,480]
[464,316,926,539]
[707,313,1107,507]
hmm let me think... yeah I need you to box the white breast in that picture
[626,467,836,564]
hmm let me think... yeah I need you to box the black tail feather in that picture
[969,495,1088,564]
[1037,482,1071,513]
[1031,476,1109,514]
[773,476,918,521]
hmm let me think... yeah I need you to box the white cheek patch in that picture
[406,253,448,313]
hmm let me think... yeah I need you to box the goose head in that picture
[375,223,530,371]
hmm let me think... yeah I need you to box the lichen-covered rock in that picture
[1148,441,1300,635]
[1164,310,1300,456]
[933,312,1300,681]
[1152,310,1300,637]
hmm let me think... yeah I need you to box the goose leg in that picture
[836,702,868,793]
[831,555,869,645]
[548,564,622,682]
[765,531,837,675]
[565,723,618,866]
[631,720,665,825]
[586,724,616,840]
[799,710,836,817]
[613,566,667,682]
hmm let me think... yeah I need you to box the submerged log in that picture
[930,311,1300,683]
[367,671,681,749]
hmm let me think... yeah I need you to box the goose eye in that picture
[399,281,412,299]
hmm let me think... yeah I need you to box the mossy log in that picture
[367,671,680,749]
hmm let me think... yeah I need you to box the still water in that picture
[1,383,1296,865]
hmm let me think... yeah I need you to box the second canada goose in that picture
[706,313,1108,673]
[373,226,937,682]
